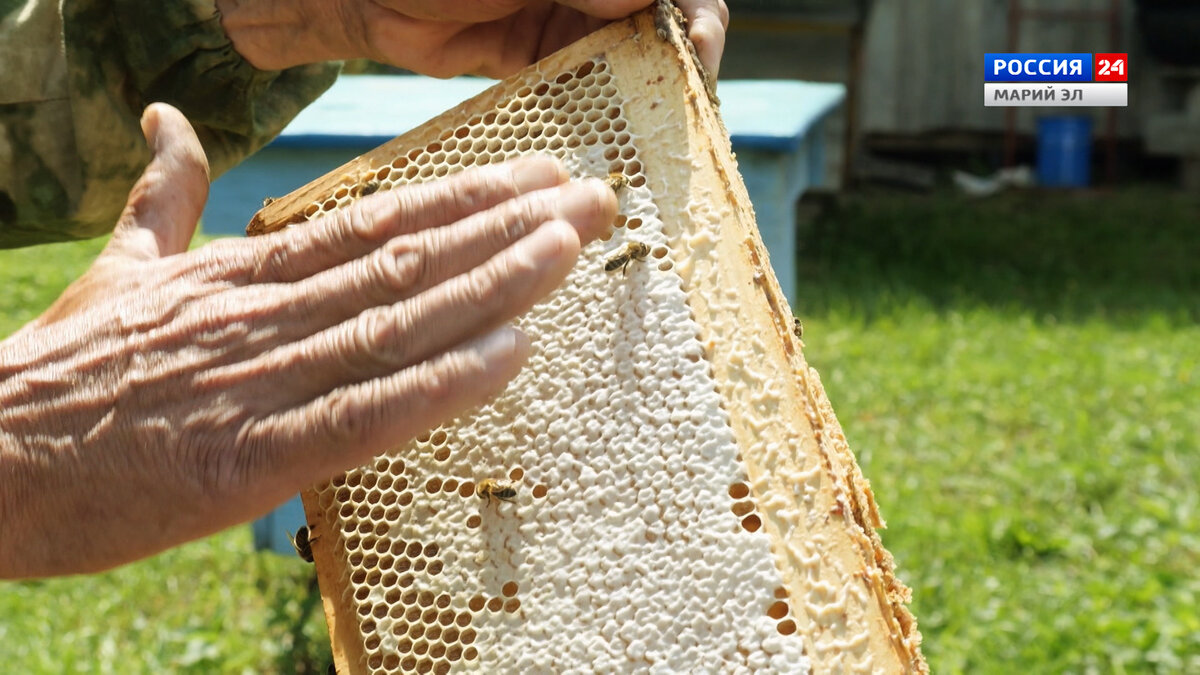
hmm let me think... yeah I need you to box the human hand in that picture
[0,103,616,578]
[217,0,728,78]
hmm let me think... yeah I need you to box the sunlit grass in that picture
[798,185,1200,673]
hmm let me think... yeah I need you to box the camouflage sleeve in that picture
[0,0,340,248]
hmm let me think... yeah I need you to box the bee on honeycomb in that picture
[604,172,630,192]
[604,241,651,276]
[476,479,518,506]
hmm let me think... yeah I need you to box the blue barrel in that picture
[1036,116,1093,187]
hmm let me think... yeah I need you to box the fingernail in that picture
[473,326,529,362]
[512,156,567,193]
[140,104,161,152]
[558,181,614,236]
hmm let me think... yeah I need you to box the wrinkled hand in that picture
[218,0,728,78]
[0,104,615,578]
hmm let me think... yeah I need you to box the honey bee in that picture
[289,526,315,563]
[604,172,630,192]
[604,241,651,276]
[359,180,381,197]
[793,317,804,339]
[476,479,518,506]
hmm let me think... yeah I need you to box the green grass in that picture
[798,185,1200,673]
[0,186,1196,672]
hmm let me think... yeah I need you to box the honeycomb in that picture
[252,5,924,674]
[298,55,810,675]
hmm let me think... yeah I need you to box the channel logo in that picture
[984,53,1127,107]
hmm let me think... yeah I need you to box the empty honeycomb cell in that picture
[486,597,503,612]
[741,515,763,533]
[777,619,798,636]
[400,656,416,671]
[504,598,521,614]
[728,482,751,500]
[434,662,451,675]
[463,647,478,662]
[767,600,791,620]
[731,500,756,517]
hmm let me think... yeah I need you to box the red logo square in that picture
[1094,53,1128,82]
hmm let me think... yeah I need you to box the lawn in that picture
[0,186,1197,673]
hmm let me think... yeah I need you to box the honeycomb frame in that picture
[249,4,925,674]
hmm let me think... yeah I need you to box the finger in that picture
[237,326,531,484]
[221,156,568,284]
[276,178,614,328]
[214,218,580,405]
[676,0,727,78]
[107,103,211,261]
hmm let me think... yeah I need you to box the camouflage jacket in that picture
[0,0,339,248]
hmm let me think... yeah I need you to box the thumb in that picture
[107,103,211,260]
